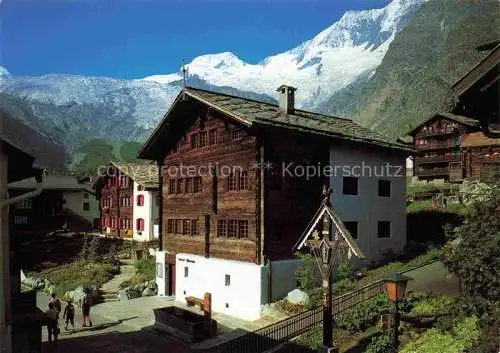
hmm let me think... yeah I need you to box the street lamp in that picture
[384,273,412,353]
[294,186,366,353]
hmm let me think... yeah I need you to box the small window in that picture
[136,218,145,231]
[183,219,191,235]
[238,220,248,238]
[168,179,176,194]
[83,202,90,211]
[231,129,242,141]
[193,177,202,193]
[190,134,199,149]
[217,220,227,237]
[175,219,182,234]
[209,129,217,145]
[228,173,237,191]
[137,184,145,191]
[378,180,391,197]
[177,179,184,194]
[343,177,358,195]
[167,219,174,233]
[185,177,194,193]
[239,171,248,190]
[184,267,189,278]
[199,131,207,147]
[136,195,144,206]
[111,217,116,228]
[83,193,89,199]
[377,221,391,238]
[191,219,199,235]
[14,216,28,225]
[225,274,230,286]
[343,221,358,239]
[228,220,238,238]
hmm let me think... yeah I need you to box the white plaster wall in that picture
[63,190,99,223]
[152,190,159,239]
[156,251,167,297]
[330,144,407,262]
[132,182,156,242]
[175,253,263,321]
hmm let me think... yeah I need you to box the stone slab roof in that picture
[8,175,94,193]
[461,132,500,148]
[184,88,412,152]
[111,161,159,188]
[408,112,480,136]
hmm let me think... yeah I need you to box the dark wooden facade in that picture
[160,103,328,265]
[410,114,479,182]
[461,132,500,181]
[98,171,134,238]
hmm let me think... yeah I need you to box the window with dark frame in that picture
[228,220,238,237]
[167,219,174,233]
[83,193,89,199]
[377,221,391,238]
[138,184,145,191]
[378,180,391,197]
[191,219,199,235]
[199,131,207,147]
[175,219,182,234]
[190,134,199,149]
[177,179,184,194]
[209,129,217,145]
[168,179,176,194]
[185,177,194,193]
[217,220,227,237]
[231,129,242,141]
[343,177,358,195]
[184,267,189,278]
[238,220,248,238]
[343,221,358,239]
[228,173,237,191]
[193,177,202,193]
[83,202,90,211]
[225,274,230,286]
[239,171,248,190]
[183,219,191,235]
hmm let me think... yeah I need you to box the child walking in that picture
[63,299,75,332]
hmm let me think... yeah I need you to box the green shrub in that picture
[87,236,101,263]
[295,253,316,291]
[365,332,392,353]
[135,256,155,280]
[401,315,480,353]
[410,294,455,315]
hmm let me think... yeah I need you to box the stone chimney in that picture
[276,85,297,114]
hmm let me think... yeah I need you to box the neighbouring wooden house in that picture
[94,161,160,242]
[408,113,481,182]
[1,110,55,353]
[138,85,412,320]
[8,175,98,234]
[409,41,500,182]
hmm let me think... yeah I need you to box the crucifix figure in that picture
[182,60,188,88]
[294,186,366,353]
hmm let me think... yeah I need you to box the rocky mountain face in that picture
[320,0,500,139]
[0,0,427,171]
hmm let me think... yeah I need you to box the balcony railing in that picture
[415,127,459,138]
[416,167,450,176]
[415,154,462,164]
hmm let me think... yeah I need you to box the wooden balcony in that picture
[417,142,461,150]
[415,167,450,177]
[415,127,459,138]
[415,154,462,164]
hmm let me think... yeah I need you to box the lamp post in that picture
[384,273,412,353]
[294,186,366,353]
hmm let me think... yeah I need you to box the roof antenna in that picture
[182,60,188,88]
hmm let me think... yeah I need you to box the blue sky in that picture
[1,0,389,79]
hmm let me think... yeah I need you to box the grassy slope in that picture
[322,0,500,139]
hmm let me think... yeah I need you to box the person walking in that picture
[63,299,76,332]
[81,290,93,327]
[49,292,62,314]
[45,302,59,343]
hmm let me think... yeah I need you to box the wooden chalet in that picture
[461,132,500,180]
[139,85,411,309]
[408,113,481,181]
[94,161,159,240]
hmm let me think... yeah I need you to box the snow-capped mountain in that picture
[0,0,426,153]
[144,0,427,108]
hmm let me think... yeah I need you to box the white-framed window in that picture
[14,216,28,225]
[16,199,32,209]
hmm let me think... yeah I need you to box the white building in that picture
[132,180,160,241]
